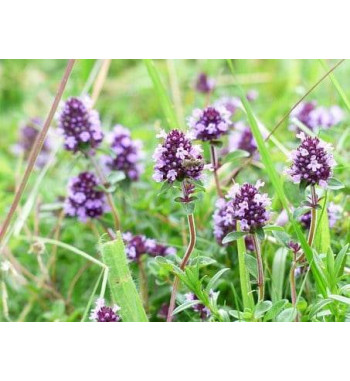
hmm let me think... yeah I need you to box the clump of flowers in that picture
[123,232,176,262]
[228,122,257,156]
[185,293,211,320]
[64,172,108,222]
[104,125,144,181]
[286,132,336,187]
[152,129,204,183]
[58,97,104,152]
[290,101,343,132]
[227,181,270,232]
[188,106,231,141]
[195,73,215,94]
[14,118,51,167]
[90,298,120,322]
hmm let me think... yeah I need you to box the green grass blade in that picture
[314,193,330,255]
[101,232,148,322]
[236,223,255,311]
[271,248,288,303]
[81,269,104,322]
[226,59,328,297]
[144,59,179,129]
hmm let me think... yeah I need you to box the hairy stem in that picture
[167,213,196,322]
[210,144,223,198]
[252,233,264,302]
[307,186,318,247]
[0,59,76,249]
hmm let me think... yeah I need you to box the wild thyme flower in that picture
[195,73,215,94]
[290,101,343,132]
[64,172,108,222]
[14,118,51,167]
[213,198,256,250]
[227,180,271,232]
[188,106,231,141]
[246,89,258,102]
[185,292,211,319]
[286,132,336,187]
[104,125,144,181]
[123,232,176,261]
[228,122,257,156]
[58,97,103,152]
[152,129,204,183]
[90,298,120,322]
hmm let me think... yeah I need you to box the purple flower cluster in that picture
[104,125,144,181]
[58,97,104,152]
[228,122,257,156]
[213,198,257,250]
[90,298,120,322]
[214,97,241,118]
[14,118,51,167]
[226,181,270,232]
[123,232,176,262]
[188,106,231,141]
[64,172,108,222]
[195,73,215,94]
[185,293,211,320]
[153,129,204,183]
[286,132,336,187]
[290,101,343,132]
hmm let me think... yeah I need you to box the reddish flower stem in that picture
[210,144,223,198]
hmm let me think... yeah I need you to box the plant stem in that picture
[252,233,264,302]
[289,255,299,322]
[0,59,75,249]
[87,155,121,232]
[167,213,196,322]
[210,144,223,198]
[307,185,317,247]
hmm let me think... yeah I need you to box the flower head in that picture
[188,106,231,142]
[228,122,257,156]
[286,132,336,187]
[123,232,176,261]
[214,96,241,118]
[58,97,103,152]
[64,172,108,222]
[195,73,215,94]
[90,298,120,322]
[185,293,211,320]
[227,181,270,232]
[153,129,204,183]
[14,118,51,167]
[290,101,343,132]
[104,125,144,181]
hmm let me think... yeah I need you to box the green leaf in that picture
[293,207,311,219]
[334,244,349,277]
[245,253,258,280]
[254,301,273,319]
[263,300,289,321]
[157,181,173,197]
[255,227,265,241]
[222,231,247,244]
[276,307,297,322]
[327,178,345,190]
[144,59,178,128]
[308,299,333,318]
[328,294,350,306]
[107,171,126,184]
[182,202,195,215]
[223,149,250,164]
[314,195,330,255]
[172,300,201,316]
[263,225,285,232]
[101,232,148,322]
[271,248,288,303]
[206,268,230,293]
